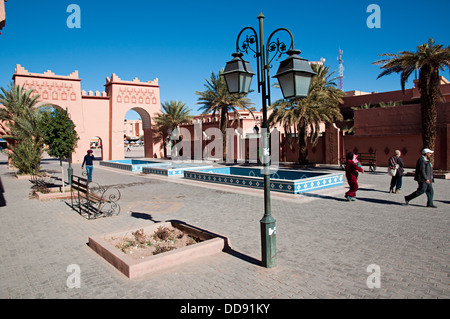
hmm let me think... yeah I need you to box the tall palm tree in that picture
[153,100,193,135]
[0,83,48,174]
[373,38,450,155]
[195,69,254,160]
[269,64,344,164]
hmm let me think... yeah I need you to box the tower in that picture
[338,49,344,91]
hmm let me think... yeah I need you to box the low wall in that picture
[343,128,448,170]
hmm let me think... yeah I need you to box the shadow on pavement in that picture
[224,248,262,267]
[301,193,348,202]
[131,212,161,223]
[355,197,405,206]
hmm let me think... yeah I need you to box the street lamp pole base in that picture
[260,215,276,268]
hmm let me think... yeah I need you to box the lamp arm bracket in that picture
[236,27,262,94]
[236,27,259,56]
[266,28,295,69]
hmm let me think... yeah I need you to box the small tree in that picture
[0,83,48,174]
[39,108,79,191]
[269,64,344,164]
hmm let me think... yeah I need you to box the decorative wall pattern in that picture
[116,87,158,105]
[23,79,77,101]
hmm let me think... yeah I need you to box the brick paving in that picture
[0,151,449,299]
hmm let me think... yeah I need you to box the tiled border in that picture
[184,169,344,194]
[100,161,170,172]
[143,165,213,176]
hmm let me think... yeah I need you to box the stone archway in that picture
[105,73,162,161]
[12,65,162,163]
[89,136,104,160]
[125,107,156,159]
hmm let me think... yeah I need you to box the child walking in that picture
[345,152,364,201]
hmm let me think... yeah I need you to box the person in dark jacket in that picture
[81,150,95,182]
[404,148,436,208]
[388,150,405,194]
[345,152,364,201]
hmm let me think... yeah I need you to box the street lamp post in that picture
[223,13,315,268]
[66,108,73,186]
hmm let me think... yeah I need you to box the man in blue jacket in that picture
[404,148,436,208]
[81,150,95,182]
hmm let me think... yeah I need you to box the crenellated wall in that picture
[11,64,162,164]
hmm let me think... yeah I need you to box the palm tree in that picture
[153,100,192,157]
[195,69,254,161]
[154,100,193,134]
[373,38,450,155]
[0,83,48,174]
[269,64,344,164]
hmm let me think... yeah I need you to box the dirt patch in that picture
[107,226,202,260]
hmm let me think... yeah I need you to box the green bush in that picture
[10,139,42,175]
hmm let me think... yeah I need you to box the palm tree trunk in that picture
[419,67,439,157]
[220,107,228,162]
[297,120,308,164]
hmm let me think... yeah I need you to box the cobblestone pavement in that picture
[0,152,448,299]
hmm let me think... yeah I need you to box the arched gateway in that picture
[12,64,163,164]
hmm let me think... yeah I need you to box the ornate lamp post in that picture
[66,108,73,186]
[223,13,315,268]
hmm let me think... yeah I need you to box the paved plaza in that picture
[0,150,449,300]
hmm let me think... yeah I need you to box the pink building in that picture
[124,120,144,140]
[181,77,450,170]
[339,77,450,170]
[0,0,5,35]
[2,62,449,171]
[7,65,163,164]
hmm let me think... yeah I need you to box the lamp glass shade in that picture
[278,72,314,99]
[273,49,316,99]
[239,72,253,93]
[224,72,240,94]
[223,53,255,94]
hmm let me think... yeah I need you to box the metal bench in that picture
[70,175,121,219]
[340,151,377,172]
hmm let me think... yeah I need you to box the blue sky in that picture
[1,0,449,120]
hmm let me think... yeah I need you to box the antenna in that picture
[338,49,344,91]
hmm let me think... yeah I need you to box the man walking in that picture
[81,150,95,182]
[404,148,436,208]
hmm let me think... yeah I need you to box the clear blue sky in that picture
[1,0,449,120]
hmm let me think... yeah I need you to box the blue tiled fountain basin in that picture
[184,166,344,194]
[100,159,171,172]
[142,164,213,176]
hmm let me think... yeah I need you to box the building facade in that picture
[6,65,163,164]
[339,77,450,170]
[0,0,6,34]
[124,120,144,140]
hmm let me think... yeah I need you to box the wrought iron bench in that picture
[70,175,121,219]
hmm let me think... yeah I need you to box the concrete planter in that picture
[34,190,74,200]
[88,220,230,279]
[15,174,33,180]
